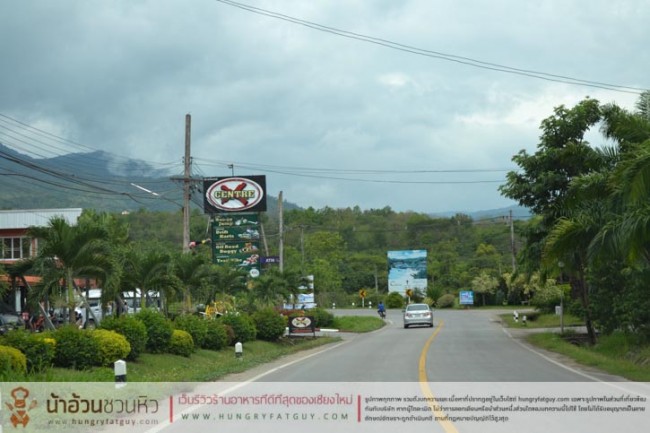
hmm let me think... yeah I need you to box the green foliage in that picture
[91,329,131,366]
[203,320,230,350]
[385,292,405,309]
[135,309,173,353]
[307,307,334,328]
[589,267,650,340]
[471,271,499,306]
[437,294,456,308]
[0,345,27,374]
[252,308,287,341]
[530,282,563,314]
[99,315,148,361]
[1,331,56,372]
[174,314,208,348]
[220,313,257,343]
[500,98,603,216]
[168,329,194,357]
[26,215,116,324]
[250,271,289,308]
[53,325,99,370]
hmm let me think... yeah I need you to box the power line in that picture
[0,149,184,207]
[193,157,511,174]
[214,0,647,95]
[193,158,508,184]
[0,114,182,172]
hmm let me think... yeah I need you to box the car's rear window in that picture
[407,305,429,311]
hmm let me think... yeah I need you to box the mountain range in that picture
[0,142,529,219]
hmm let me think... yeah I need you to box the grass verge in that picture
[332,316,385,332]
[15,336,341,382]
[527,332,650,381]
[500,312,583,329]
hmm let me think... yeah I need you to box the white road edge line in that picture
[143,339,351,433]
[502,327,650,397]
[502,327,603,381]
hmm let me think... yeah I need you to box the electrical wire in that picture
[193,157,512,174]
[0,147,185,208]
[0,114,182,173]
[214,0,647,95]
[193,159,507,184]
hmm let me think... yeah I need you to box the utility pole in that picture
[260,222,269,256]
[278,191,284,272]
[374,264,378,294]
[509,209,516,272]
[183,114,192,253]
[300,225,305,273]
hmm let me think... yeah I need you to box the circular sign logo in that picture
[206,177,265,212]
[290,316,313,328]
[249,268,260,278]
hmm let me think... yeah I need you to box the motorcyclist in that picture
[377,301,386,319]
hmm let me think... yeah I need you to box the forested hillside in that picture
[119,206,521,308]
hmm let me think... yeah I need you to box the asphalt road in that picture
[121,308,650,433]
[251,308,625,382]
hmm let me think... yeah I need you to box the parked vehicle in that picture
[0,312,24,335]
[75,288,111,328]
[403,303,434,328]
[122,289,162,314]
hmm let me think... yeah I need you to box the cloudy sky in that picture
[1,0,647,214]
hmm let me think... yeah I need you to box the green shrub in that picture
[135,309,173,353]
[531,285,562,313]
[53,325,99,369]
[203,320,230,350]
[309,308,335,328]
[168,329,194,357]
[99,315,148,361]
[91,329,131,367]
[253,308,287,341]
[223,324,235,346]
[174,314,208,348]
[0,345,27,375]
[220,313,257,344]
[1,331,56,372]
[385,292,405,309]
[437,294,455,309]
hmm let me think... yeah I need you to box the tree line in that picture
[2,91,648,345]
[500,92,650,344]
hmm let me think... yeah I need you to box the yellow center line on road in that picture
[418,320,459,433]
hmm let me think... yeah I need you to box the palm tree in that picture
[205,264,247,304]
[541,146,621,344]
[595,144,650,264]
[173,251,213,313]
[544,209,605,344]
[27,216,114,324]
[0,263,7,296]
[121,245,180,314]
[544,99,650,343]
[250,269,289,308]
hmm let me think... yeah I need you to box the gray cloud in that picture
[1,0,647,213]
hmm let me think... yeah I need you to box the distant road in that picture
[255,308,627,382]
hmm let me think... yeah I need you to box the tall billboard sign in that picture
[204,176,267,275]
[210,213,260,272]
[204,176,267,214]
[387,250,428,295]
